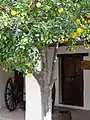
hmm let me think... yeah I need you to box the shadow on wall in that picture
[52,83,56,113]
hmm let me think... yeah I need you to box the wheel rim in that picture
[5,78,19,111]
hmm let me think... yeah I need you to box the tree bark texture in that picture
[33,42,59,120]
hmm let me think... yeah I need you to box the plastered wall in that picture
[48,45,90,110]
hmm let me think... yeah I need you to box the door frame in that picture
[57,53,88,107]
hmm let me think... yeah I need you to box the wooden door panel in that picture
[61,56,83,106]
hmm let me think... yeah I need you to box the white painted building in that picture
[1,45,90,120]
[48,45,90,110]
[26,45,90,120]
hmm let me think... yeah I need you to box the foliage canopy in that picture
[0,0,90,74]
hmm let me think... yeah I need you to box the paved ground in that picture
[0,106,90,120]
[53,107,90,120]
[0,108,25,120]
[71,109,90,120]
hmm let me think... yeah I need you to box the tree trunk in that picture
[41,88,52,120]
[33,42,59,120]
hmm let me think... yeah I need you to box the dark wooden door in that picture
[61,55,83,106]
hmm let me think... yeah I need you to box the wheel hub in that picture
[12,87,18,97]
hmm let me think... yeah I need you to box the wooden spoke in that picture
[7,95,12,101]
[9,79,14,89]
[7,88,12,92]
[8,98,12,108]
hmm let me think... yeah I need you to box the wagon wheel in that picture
[5,77,19,111]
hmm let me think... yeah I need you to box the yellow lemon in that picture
[84,45,90,50]
[81,24,85,28]
[11,10,17,16]
[3,68,5,71]
[45,6,51,12]
[71,46,76,52]
[81,17,85,22]
[26,63,31,67]
[88,19,90,24]
[76,19,81,24]
[36,2,42,8]
[64,37,69,42]
[25,21,28,24]
[60,38,64,43]
[3,68,8,72]
[58,8,64,14]
[86,13,90,18]
[72,41,76,45]
[72,32,78,38]
[77,28,83,34]
[5,69,8,72]
[27,73,32,77]
[5,7,10,12]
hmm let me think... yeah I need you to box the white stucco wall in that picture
[47,45,90,110]
[83,55,90,109]
[26,75,42,120]
[0,68,14,108]
[26,45,90,120]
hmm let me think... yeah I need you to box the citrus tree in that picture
[0,0,90,120]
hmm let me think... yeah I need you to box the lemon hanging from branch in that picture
[58,8,64,14]
[5,7,10,12]
[45,6,51,12]
[36,2,42,8]
[86,13,90,19]
[76,19,81,25]
[88,20,90,24]
[77,28,83,34]
[11,10,17,16]
[84,42,90,50]
[81,17,85,22]
[71,46,76,52]
[25,63,31,67]
[72,32,78,38]
[27,72,32,77]
[3,68,8,72]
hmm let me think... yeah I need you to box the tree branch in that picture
[50,78,57,87]
[14,23,19,40]
[49,41,59,86]
[33,69,45,86]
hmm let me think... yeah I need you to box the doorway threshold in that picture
[55,104,90,111]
